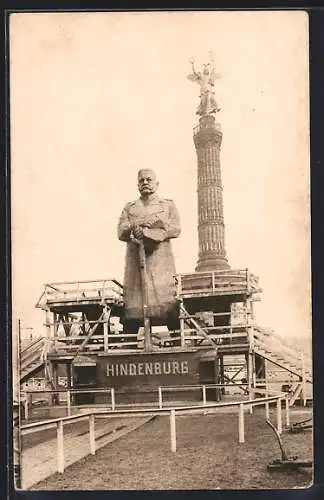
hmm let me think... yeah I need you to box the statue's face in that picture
[138,170,158,196]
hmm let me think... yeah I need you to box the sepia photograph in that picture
[9,10,312,491]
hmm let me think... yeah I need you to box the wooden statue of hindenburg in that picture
[118,169,181,333]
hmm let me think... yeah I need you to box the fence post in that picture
[170,409,176,452]
[66,390,71,416]
[111,388,115,411]
[57,420,64,473]
[238,404,245,443]
[276,398,282,435]
[285,397,290,427]
[202,385,206,406]
[89,414,95,455]
[158,387,163,409]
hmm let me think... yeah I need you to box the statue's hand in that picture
[133,225,144,239]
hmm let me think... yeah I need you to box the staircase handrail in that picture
[20,336,46,355]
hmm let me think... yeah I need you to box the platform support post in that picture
[252,351,257,388]
[219,354,225,395]
[45,308,51,339]
[67,361,73,389]
[180,317,185,348]
[52,362,60,406]
[23,397,29,420]
[103,305,110,353]
[66,390,71,416]
[53,312,58,337]
[265,389,270,420]
[246,353,253,414]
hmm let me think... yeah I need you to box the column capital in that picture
[194,117,222,148]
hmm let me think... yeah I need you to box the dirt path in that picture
[21,416,152,489]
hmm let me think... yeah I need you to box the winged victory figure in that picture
[187,57,221,116]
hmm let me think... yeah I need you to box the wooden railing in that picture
[175,269,261,297]
[48,326,250,353]
[22,388,116,420]
[35,279,123,309]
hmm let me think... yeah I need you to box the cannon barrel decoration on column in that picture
[188,56,230,271]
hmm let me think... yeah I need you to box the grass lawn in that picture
[31,408,313,491]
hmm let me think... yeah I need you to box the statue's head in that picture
[137,169,159,197]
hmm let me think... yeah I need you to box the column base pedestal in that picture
[195,256,230,272]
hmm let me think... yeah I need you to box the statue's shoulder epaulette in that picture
[157,197,174,206]
[126,200,137,208]
[164,198,175,205]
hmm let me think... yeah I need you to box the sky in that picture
[10,11,311,346]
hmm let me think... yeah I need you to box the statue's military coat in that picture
[118,195,181,325]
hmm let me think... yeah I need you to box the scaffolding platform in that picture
[175,269,261,300]
[20,269,311,407]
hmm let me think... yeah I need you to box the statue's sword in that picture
[138,240,152,351]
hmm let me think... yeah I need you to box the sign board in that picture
[97,351,200,390]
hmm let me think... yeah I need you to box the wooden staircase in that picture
[20,337,47,383]
[253,327,312,405]
[253,327,312,383]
